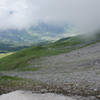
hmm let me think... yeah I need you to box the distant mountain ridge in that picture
[0,23,73,51]
[0,23,71,44]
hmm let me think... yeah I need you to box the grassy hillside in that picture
[0,34,100,71]
[0,52,14,59]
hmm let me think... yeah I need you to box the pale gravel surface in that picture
[1,42,100,99]
[0,91,74,100]
[0,90,98,100]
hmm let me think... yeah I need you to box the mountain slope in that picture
[0,33,100,71]
[1,35,100,97]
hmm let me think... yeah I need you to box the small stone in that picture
[94,89,97,91]
[40,89,48,93]
[96,95,100,99]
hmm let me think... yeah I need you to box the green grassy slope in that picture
[0,34,100,71]
[0,52,14,59]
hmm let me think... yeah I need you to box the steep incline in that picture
[3,42,100,95]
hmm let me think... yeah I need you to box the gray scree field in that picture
[1,42,100,100]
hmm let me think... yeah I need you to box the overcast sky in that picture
[0,0,100,34]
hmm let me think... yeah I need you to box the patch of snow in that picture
[0,90,75,100]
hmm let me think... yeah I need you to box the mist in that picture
[0,0,100,34]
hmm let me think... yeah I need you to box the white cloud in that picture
[0,0,100,34]
[0,0,39,29]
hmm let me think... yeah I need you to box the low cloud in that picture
[0,0,100,34]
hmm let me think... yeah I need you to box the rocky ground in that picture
[1,42,100,99]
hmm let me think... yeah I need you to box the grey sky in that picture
[0,0,100,33]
